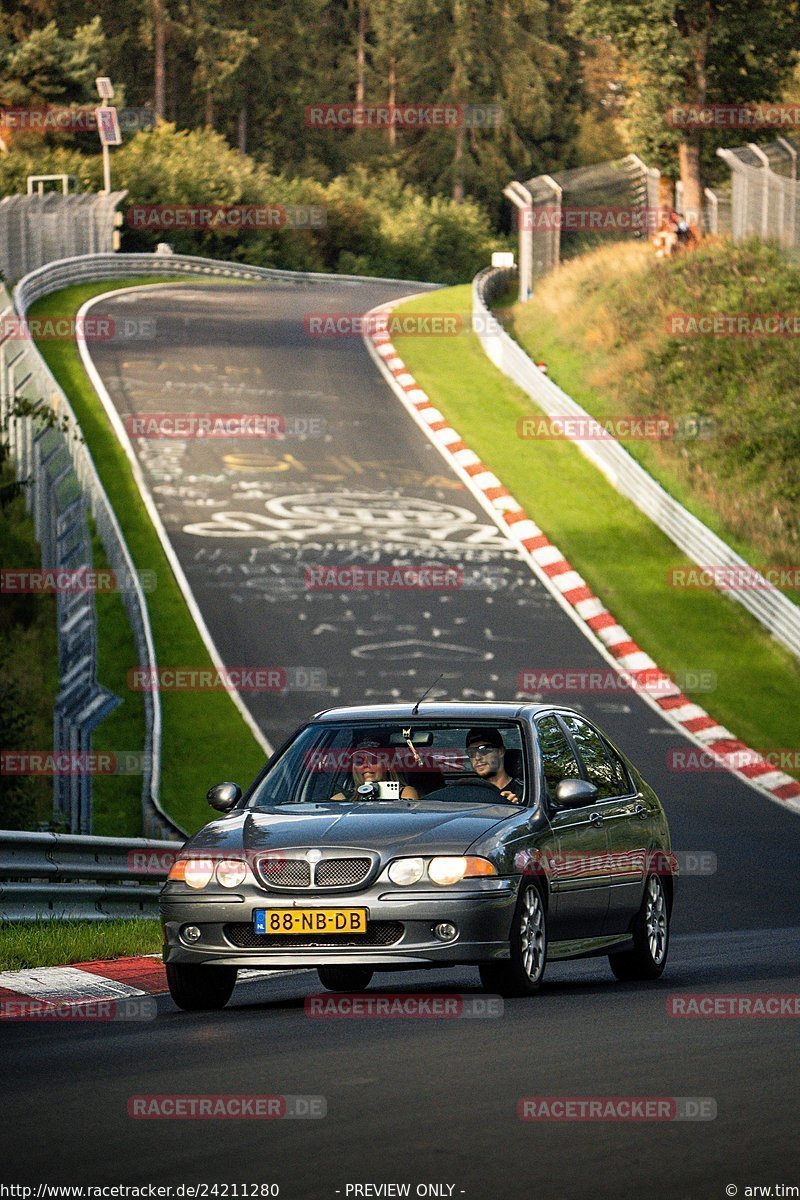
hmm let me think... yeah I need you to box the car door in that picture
[535,714,610,940]
[559,715,649,936]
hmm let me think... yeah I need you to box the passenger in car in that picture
[466,728,524,803]
[331,736,419,801]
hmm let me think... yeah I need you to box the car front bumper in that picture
[160,878,519,969]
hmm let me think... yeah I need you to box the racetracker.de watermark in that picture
[668,566,800,591]
[305,993,503,1018]
[668,994,800,1018]
[1,568,156,594]
[127,1095,326,1119]
[666,104,800,129]
[127,666,327,692]
[304,746,474,773]
[304,565,462,590]
[666,748,800,774]
[1,751,150,776]
[126,205,326,230]
[123,413,326,439]
[128,847,292,874]
[0,997,157,1022]
[517,668,717,695]
[304,312,502,337]
[0,315,155,342]
[304,103,502,128]
[519,206,667,232]
[667,312,800,337]
[516,414,716,441]
[512,849,714,878]
[0,106,155,132]
[517,1096,716,1121]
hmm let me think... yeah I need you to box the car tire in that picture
[478,882,547,997]
[609,873,670,982]
[165,963,238,1011]
[317,966,374,992]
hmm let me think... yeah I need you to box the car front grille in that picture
[256,858,311,888]
[223,921,404,949]
[315,857,372,888]
[254,853,375,891]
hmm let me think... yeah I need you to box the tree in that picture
[152,0,165,119]
[0,16,107,106]
[369,0,421,149]
[384,0,566,216]
[172,0,255,128]
[569,0,800,226]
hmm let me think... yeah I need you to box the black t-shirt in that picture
[496,776,525,804]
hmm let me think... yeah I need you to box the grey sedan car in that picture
[160,702,674,1010]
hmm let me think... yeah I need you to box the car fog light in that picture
[183,925,201,943]
[434,923,458,942]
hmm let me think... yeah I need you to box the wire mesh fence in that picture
[0,192,126,285]
[673,183,732,236]
[717,136,799,249]
[505,154,660,301]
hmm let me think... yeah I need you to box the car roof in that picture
[310,701,563,723]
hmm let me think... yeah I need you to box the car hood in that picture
[188,800,517,857]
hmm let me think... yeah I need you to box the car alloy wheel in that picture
[645,874,668,965]
[518,884,546,983]
[479,882,547,997]
[609,872,670,982]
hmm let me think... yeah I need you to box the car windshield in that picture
[245,721,527,807]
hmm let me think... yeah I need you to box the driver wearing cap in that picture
[465,728,524,804]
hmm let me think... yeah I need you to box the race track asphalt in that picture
[3,277,797,1198]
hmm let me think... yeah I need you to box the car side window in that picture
[601,737,633,796]
[561,715,628,799]
[535,715,581,802]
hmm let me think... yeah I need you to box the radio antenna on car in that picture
[410,674,444,717]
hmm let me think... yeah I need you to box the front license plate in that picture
[254,908,368,935]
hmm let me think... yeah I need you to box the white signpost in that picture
[94,78,121,194]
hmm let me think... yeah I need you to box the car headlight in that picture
[428,856,497,886]
[215,858,247,888]
[182,857,215,889]
[388,857,425,886]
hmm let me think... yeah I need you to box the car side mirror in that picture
[207,782,242,812]
[554,778,598,808]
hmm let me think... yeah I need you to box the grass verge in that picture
[500,239,800,600]
[28,278,267,833]
[89,523,146,837]
[393,285,800,766]
[0,918,160,971]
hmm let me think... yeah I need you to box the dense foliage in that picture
[506,238,800,567]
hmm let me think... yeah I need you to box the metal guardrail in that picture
[0,829,179,920]
[473,266,800,662]
[13,250,438,309]
[2,276,182,840]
